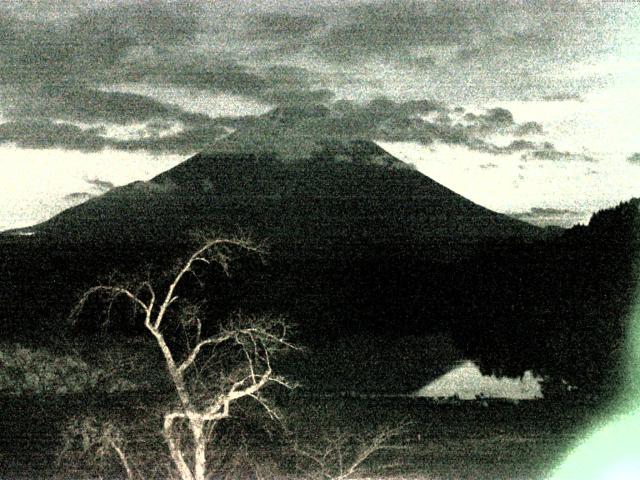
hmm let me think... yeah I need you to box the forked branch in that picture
[69,236,291,480]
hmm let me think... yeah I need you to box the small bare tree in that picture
[69,237,294,480]
[58,416,139,480]
[293,423,407,480]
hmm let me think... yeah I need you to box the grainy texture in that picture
[0,2,638,479]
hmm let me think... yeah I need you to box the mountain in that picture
[25,139,543,258]
[1,137,636,398]
[0,138,548,391]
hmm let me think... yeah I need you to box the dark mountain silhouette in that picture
[0,138,637,399]
[26,139,543,257]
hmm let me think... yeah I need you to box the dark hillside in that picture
[451,199,640,400]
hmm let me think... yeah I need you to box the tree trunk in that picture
[191,416,207,480]
[164,414,195,480]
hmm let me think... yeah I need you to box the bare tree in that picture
[70,237,295,480]
[293,423,407,480]
[58,416,139,480]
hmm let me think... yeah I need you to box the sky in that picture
[1,0,639,230]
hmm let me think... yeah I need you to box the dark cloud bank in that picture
[0,0,611,161]
[1,94,585,163]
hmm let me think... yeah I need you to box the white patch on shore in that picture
[415,360,543,400]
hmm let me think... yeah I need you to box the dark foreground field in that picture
[0,392,606,480]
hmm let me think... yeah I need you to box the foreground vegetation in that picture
[0,390,603,479]
[0,343,137,395]
[0,236,598,479]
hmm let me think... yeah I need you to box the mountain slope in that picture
[29,139,543,260]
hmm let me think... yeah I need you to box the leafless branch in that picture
[293,422,408,480]
[68,236,292,480]
[177,332,233,375]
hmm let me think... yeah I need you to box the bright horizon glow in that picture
[379,137,640,228]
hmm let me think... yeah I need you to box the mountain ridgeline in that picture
[0,140,638,398]
[29,140,542,253]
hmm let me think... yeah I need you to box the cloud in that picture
[2,84,218,154]
[86,178,115,192]
[7,86,211,126]
[408,55,437,69]
[0,116,230,155]
[308,0,608,68]
[514,121,544,136]
[0,89,598,162]
[244,12,324,40]
[0,1,201,87]
[0,93,587,159]
[0,0,622,121]
[129,57,269,96]
[542,93,584,102]
[462,108,515,134]
[205,99,577,161]
[0,0,611,161]
[0,120,108,151]
[0,1,217,144]
[0,0,621,137]
[510,207,585,228]
[529,207,579,216]
[456,47,483,62]
[501,140,538,152]
[475,140,539,155]
[627,153,640,164]
[63,177,114,204]
[64,192,95,202]
[265,88,335,107]
[521,144,597,162]
[315,1,483,61]
[110,122,231,154]
[119,52,333,107]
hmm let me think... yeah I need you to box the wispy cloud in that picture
[541,93,584,102]
[510,207,585,228]
[627,153,640,164]
[243,12,325,40]
[85,178,115,192]
[521,145,596,162]
[64,192,95,202]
